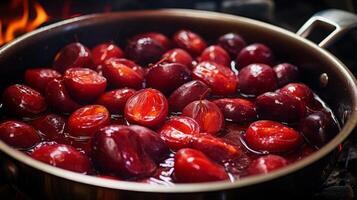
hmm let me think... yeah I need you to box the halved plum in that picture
[158,116,201,151]
[182,100,224,135]
[102,58,144,89]
[244,120,303,153]
[124,88,168,128]
[192,61,238,95]
[64,68,107,102]
[68,105,110,138]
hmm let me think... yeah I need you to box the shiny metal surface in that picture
[0,9,356,199]
[297,9,357,48]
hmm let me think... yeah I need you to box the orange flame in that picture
[0,0,49,46]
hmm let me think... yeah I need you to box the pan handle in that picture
[296,9,357,48]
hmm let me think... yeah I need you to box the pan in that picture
[0,9,356,199]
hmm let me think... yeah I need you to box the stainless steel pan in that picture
[0,9,356,200]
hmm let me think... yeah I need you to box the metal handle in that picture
[297,9,357,48]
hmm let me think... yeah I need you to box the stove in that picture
[0,0,356,199]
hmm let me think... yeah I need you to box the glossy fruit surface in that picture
[53,42,94,73]
[173,30,207,56]
[162,48,193,67]
[168,80,210,112]
[102,58,144,89]
[244,120,303,153]
[2,84,47,118]
[158,116,200,150]
[213,98,257,122]
[126,37,165,65]
[273,63,299,87]
[217,33,246,57]
[133,32,171,51]
[146,62,191,94]
[237,63,277,96]
[0,120,40,149]
[246,155,288,175]
[128,125,169,161]
[199,45,231,66]
[174,148,229,183]
[30,143,92,174]
[236,43,274,69]
[25,68,62,93]
[68,105,110,138]
[91,125,157,178]
[300,111,338,148]
[64,68,107,102]
[91,42,124,66]
[256,91,306,123]
[124,89,168,128]
[191,135,241,163]
[182,100,224,135]
[192,61,238,95]
[45,78,81,113]
[96,88,136,114]
[30,114,66,141]
[280,83,314,106]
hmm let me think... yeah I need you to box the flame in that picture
[0,0,49,46]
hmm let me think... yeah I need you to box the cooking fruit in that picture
[280,83,314,106]
[0,30,339,184]
[168,80,210,112]
[126,36,166,65]
[25,68,61,93]
[213,98,257,122]
[91,42,124,66]
[191,135,241,163]
[236,43,274,69]
[2,84,47,118]
[300,111,338,148]
[0,121,40,149]
[30,143,92,174]
[64,68,107,102]
[256,91,306,123]
[246,155,288,175]
[162,48,193,67]
[237,63,278,96]
[158,116,201,150]
[96,88,136,114]
[273,63,299,87]
[133,32,171,51]
[30,114,66,142]
[146,62,191,94]
[127,125,169,161]
[45,78,81,113]
[192,61,238,95]
[217,33,246,58]
[102,58,144,89]
[124,88,168,128]
[68,105,110,138]
[53,42,94,73]
[174,148,229,183]
[199,45,231,66]
[91,125,157,178]
[182,100,224,135]
[173,30,207,56]
[244,120,303,153]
